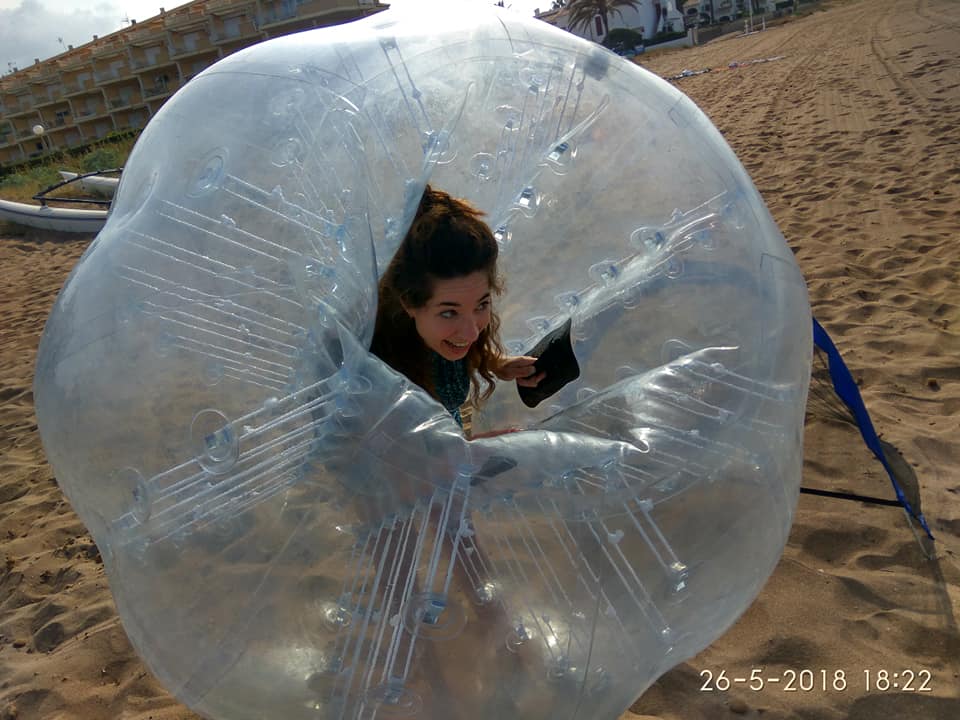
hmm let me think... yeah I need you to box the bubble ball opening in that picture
[34,5,811,720]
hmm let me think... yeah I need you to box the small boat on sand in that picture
[0,197,108,233]
[0,171,113,233]
[57,169,120,197]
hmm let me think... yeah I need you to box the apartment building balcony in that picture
[256,0,298,30]
[24,57,58,78]
[127,21,167,47]
[142,80,179,100]
[98,69,141,87]
[207,0,255,12]
[168,37,219,60]
[33,107,68,131]
[92,41,128,60]
[212,29,264,50]
[74,103,108,120]
[64,83,101,100]
[211,22,262,44]
[41,114,71,129]
[181,56,220,82]
[113,108,149,130]
[13,66,42,84]
[0,86,30,111]
[130,50,175,71]
[33,90,68,109]
[206,0,258,36]
[106,93,144,112]
[56,127,84,146]
[257,0,386,35]
[16,125,44,142]
[1,98,22,115]
[75,112,116,129]
[165,8,210,32]
[6,99,39,118]
[58,53,93,72]
[94,64,140,85]
[35,124,82,151]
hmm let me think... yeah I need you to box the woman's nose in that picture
[459,317,480,341]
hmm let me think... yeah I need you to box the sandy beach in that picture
[2,0,958,717]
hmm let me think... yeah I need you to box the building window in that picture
[595,15,603,35]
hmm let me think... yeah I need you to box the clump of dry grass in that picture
[0,134,136,204]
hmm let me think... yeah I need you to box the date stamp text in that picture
[699,668,934,693]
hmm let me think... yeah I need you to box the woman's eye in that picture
[477,301,490,312]
[440,310,456,319]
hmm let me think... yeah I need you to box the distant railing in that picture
[141,52,172,70]
[258,5,297,27]
[142,84,172,99]
[94,69,121,83]
[62,81,90,94]
[164,12,209,31]
[92,43,127,59]
[169,40,214,58]
[207,0,255,11]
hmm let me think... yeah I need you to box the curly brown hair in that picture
[370,185,504,407]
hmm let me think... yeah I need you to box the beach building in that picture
[535,2,686,43]
[686,0,788,24]
[0,0,388,169]
[535,0,791,44]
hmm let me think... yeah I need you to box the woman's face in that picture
[405,271,492,361]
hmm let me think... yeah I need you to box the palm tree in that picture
[565,0,643,40]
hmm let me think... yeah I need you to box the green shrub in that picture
[0,172,28,190]
[29,166,62,185]
[648,29,688,45]
[603,27,645,53]
[81,147,122,172]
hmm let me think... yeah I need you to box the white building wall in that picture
[546,1,680,42]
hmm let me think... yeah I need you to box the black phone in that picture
[517,317,580,408]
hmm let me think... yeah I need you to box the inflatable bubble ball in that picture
[34,4,811,720]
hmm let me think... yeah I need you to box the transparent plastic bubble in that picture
[34,5,810,720]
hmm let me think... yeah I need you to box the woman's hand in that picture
[496,355,545,387]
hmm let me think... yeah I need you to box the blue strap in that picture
[812,317,934,539]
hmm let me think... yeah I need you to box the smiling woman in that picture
[370,185,543,428]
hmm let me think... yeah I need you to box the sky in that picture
[0,0,549,76]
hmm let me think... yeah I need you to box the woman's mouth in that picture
[444,339,471,352]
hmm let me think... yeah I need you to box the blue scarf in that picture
[432,352,470,427]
